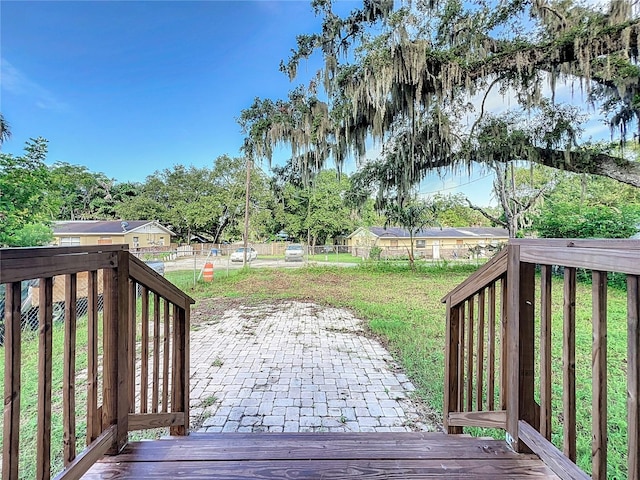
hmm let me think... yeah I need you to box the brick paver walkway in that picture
[189,301,435,433]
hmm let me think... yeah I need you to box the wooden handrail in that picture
[1,245,194,479]
[443,239,640,480]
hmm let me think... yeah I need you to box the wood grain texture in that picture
[447,410,507,429]
[518,421,590,480]
[591,270,607,480]
[170,305,188,436]
[488,282,496,411]
[540,265,552,441]
[128,412,185,430]
[128,280,136,414]
[87,270,100,444]
[54,426,116,480]
[466,297,474,412]
[444,300,462,434]
[64,274,78,465]
[140,286,149,414]
[3,282,22,480]
[457,302,466,413]
[628,275,640,480]
[162,298,170,413]
[37,277,54,480]
[128,255,194,309]
[0,251,118,283]
[152,293,160,413]
[82,432,560,479]
[519,245,640,275]
[443,247,508,305]
[476,289,485,411]
[563,267,577,462]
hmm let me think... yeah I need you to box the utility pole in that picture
[242,157,252,267]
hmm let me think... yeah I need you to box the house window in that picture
[97,237,112,245]
[133,236,139,247]
[456,239,463,245]
[416,240,426,249]
[158,236,165,246]
[390,240,398,247]
[60,236,80,246]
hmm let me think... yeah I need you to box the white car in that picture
[230,247,258,263]
[284,244,304,262]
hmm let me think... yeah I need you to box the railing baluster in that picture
[500,277,508,410]
[152,292,161,413]
[162,298,171,413]
[3,281,22,480]
[628,275,640,480]
[444,299,462,433]
[540,265,552,441]
[457,302,466,412]
[563,267,577,462]
[37,277,54,480]
[466,297,474,412]
[592,270,607,480]
[87,270,100,444]
[63,273,77,465]
[487,282,496,411]
[128,280,136,414]
[171,304,188,435]
[141,286,149,413]
[476,289,485,411]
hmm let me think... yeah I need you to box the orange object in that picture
[203,262,214,282]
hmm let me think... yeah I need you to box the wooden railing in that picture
[442,239,640,480]
[0,245,194,480]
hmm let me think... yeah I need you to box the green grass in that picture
[307,252,364,263]
[167,264,631,478]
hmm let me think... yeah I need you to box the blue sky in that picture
[1,1,342,178]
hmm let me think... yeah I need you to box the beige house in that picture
[52,220,174,249]
[347,226,509,259]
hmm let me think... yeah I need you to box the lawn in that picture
[168,263,631,478]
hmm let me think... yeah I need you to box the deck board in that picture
[83,432,560,479]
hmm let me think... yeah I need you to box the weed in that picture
[211,357,224,367]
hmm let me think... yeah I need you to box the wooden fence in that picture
[442,239,639,480]
[0,245,194,480]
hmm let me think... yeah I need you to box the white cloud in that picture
[1,58,68,111]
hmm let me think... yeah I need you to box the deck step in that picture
[84,432,560,479]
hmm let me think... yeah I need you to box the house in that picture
[52,220,174,249]
[346,226,509,259]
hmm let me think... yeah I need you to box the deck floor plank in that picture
[83,433,560,479]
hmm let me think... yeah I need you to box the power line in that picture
[418,173,494,195]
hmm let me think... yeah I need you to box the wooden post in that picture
[103,250,130,453]
[592,270,607,480]
[500,277,508,410]
[457,302,466,412]
[3,282,22,480]
[63,273,77,465]
[37,277,53,480]
[628,275,640,480]
[444,299,462,433]
[476,289,485,411]
[506,245,536,452]
[488,282,496,411]
[87,270,100,443]
[540,265,552,441]
[171,304,189,436]
[563,267,577,462]
[141,286,149,413]
[466,297,474,412]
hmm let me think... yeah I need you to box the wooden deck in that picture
[82,432,560,479]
